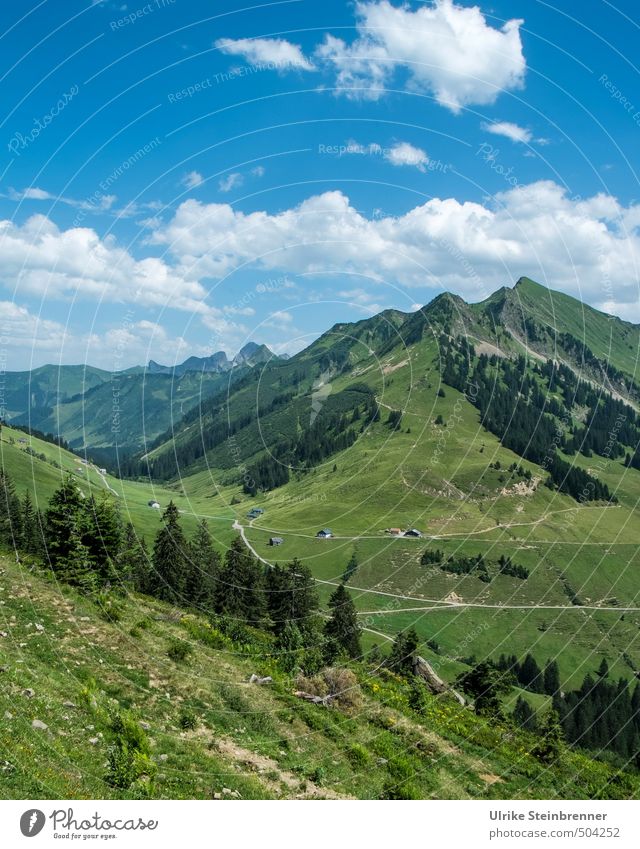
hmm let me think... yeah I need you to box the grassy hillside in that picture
[1,551,637,800]
[128,279,640,695]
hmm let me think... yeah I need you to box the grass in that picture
[1,551,638,800]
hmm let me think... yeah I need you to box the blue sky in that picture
[0,0,639,369]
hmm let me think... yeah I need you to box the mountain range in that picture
[2,342,279,453]
[2,275,640,796]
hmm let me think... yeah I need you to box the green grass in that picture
[1,552,638,800]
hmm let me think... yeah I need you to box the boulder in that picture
[32,719,48,731]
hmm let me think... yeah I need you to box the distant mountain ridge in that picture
[147,342,278,376]
[3,342,280,452]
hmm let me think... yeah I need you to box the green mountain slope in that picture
[1,550,637,800]
[133,278,640,695]
[6,345,279,452]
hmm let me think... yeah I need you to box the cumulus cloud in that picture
[151,182,640,317]
[181,170,204,189]
[315,0,526,111]
[219,172,244,193]
[481,121,532,144]
[0,302,216,370]
[0,300,68,353]
[0,214,210,315]
[215,36,315,71]
[384,141,429,170]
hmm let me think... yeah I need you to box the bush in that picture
[167,638,193,663]
[347,743,371,769]
[178,708,198,730]
[106,711,156,790]
[295,667,362,711]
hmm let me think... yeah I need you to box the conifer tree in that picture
[457,661,512,716]
[276,621,303,673]
[56,523,97,593]
[519,653,544,693]
[265,558,319,640]
[532,710,565,764]
[214,536,264,623]
[149,501,189,603]
[120,523,150,592]
[0,470,22,549]
[84,494,123,585]
[185,519,220,611]
[513,695,538,730]
[342,552,358,584]
[45,475,86,567]
[387,628,420,677]
[21,490,39,555]
[324,583,361,659]
[543,659,561,696]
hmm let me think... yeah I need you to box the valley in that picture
[2,276,640,796]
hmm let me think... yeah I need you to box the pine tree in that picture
[84,494,123,585]
[214,536,264,624]
[388,627,419,677]
[45,475,86,569]
[513,695,538,730]
[0,470,22,549]
[185,519,220,611]
[149,502,189,603]
[119,523,150,592]
[324,584,361,659]
[532,710,565,763]
[265,558,319,640]
[457,661,512,716]
[543,659,561,696]
[276,621,303,673]
[21,490,39,555]
[56,523,97,593]
[519,653,544,693]
[597,657,609,678]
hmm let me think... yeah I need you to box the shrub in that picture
[106,711,156,790]
[295,667,362,711]
[347,743,371,769]
[167,638,193,663]
[178,708,198,731]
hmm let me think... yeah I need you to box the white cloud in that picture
[315,0,526,112]
[219,172,244,193]
[215,36,315,71]
[0,303,212,370]
[481,121,532,144]
[0,300,68,354]
[384,141,429,170]
[0,214,210,315]
[5,186,117,212]
[181,170,203,189]
[151,182,640,318]
[251,165,265,178]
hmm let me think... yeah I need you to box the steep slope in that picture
[1,550,637,800]
[473,278,640,401]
